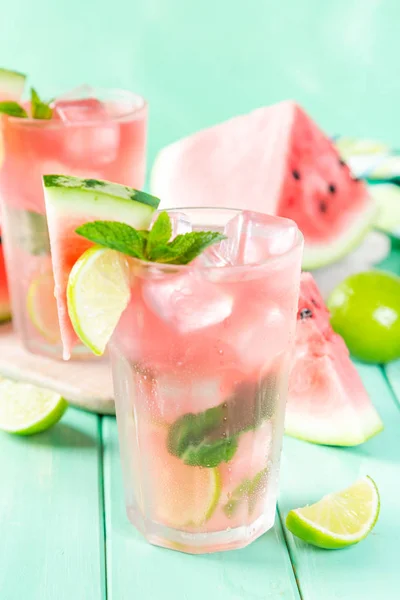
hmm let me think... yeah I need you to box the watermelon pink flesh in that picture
[0,237,11,322]
[151,101,375,268]
[285,273,383,445]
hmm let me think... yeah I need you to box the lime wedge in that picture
[286,476,380,549]
[0,377,68,435]
[67,246,130,356]
[27,270,61,344]
[144,423,221,527]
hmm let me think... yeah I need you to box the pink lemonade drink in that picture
[0,88,147,358]
[109,208,303,554]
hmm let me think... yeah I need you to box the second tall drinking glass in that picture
[0,87,147,358]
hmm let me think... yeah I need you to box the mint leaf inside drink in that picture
[30,87,53,120]
[76,211,227,266]
[0,101,28,118]
[167,375,277,468]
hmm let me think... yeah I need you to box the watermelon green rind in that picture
[285,405,384,446]
[0,68,26,100]
[302,200,377,270]
[43,175,160,210]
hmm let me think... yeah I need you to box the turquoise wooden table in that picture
[0,246,399,600]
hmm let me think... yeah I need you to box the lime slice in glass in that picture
[27,270,61,344]
[286,476,380,549]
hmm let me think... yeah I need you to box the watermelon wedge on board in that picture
[285,273,383,446]
[43,175,160,359]
[151,101,376,269]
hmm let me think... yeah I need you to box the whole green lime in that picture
[328,270,400,364]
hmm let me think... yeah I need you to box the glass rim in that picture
[3,87,147,129]
[133,207,304,275]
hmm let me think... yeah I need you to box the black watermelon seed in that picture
[299,308,313,320]
[328,183,336,194]
[319,201,328,213]
[352,176,361,182]
[311,298,319,308]
[339,158,346,166]
[292,169,301,180]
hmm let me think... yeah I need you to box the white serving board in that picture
[0,323,115,414]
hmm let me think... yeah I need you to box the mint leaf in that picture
[224,468,268,518]
[0,101,28,118]
[181,436,238,468]
[76,221,145,259]
[75,213,226,265]
[169,231,226,264]
[167,374,277,468]
[146,211,172,255]
[31,87,53,120]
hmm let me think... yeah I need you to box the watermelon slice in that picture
[0,68,26,102]
[0,236,11,322]
[285,273,383,445]
[151,101,376,269]
[43,175,160,359]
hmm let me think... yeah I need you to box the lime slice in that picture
[27,270,61,344]
[67,246,130,356]
[0,377,68,435]
[286,476,380,549]
[144,423,221,527]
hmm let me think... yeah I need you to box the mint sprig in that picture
[167,374,277,468]
[31,87,53,120]
[76,211,226,266]
[0,101,28,118]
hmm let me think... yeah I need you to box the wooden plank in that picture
[377,244,400,407]
[385,360,400,405]
[279,363,400,599]
[0,408,105,600]
[102,416,300,600]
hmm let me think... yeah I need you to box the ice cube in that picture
[154,375,225,422]
[221,211,298,266]
[222,303,288,371]
[194,244,232,267]
[53,84,97,102]
[54,96,119,165]
[143,273,233,333]
[54,97,109,123]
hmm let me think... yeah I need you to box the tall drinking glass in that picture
[0,88,147,359]
[109,208,303,554]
